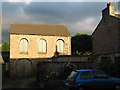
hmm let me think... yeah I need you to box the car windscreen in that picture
[68,71,78,79]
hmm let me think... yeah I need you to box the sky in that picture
[0,1,1,13]
[1,0,120,42]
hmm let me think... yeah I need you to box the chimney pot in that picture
[110,2,112,6]
[107,2,112,6]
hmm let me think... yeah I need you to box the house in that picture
[92,2,120,61]
[10,23,71,77]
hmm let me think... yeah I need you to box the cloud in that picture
[4,0,30,2]
[1,30,10,42]
[23,2,104,23]
[4,0,32,4]
[2,6,32,29]
[118,1,120,14]
[3,0,120,2]
[2,2,105,41]
[0,1,1,13]
[67,17,99,35]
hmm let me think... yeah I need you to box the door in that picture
[16,59,32,77]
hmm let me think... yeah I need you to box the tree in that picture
[2,40,10,52]
[2,40,10,62]
[71,33,92,55]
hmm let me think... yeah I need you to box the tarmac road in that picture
[2,77,68,90]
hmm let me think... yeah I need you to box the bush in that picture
[99,58,120,77]
[1,40,10,62]
[2,40,10,52]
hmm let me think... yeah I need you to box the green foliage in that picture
[76,33,90,36]
[2,40,10,52]
[71,33,92,55]
[73,51,81,55]
[83,51,92,55]
[1,40,10,62]
[0,45,1,51]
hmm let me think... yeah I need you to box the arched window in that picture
[38,39,47,53]
[56,39,64,53]
[20,38,28,53]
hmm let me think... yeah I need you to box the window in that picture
[56,39,64,53]
[92,71,108,79]
[20,38,28,53]
[38,39,47,53]
[68,71,78,79]
[80,71,92,79]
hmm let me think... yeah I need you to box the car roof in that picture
[75,69,103,72]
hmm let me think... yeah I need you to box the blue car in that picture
[65,69,120,90]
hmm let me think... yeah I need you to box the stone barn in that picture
[10,23,71,77]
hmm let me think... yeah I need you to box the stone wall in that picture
[10,34,71,59]
[37,55,98,82]
[9,54,120,78]
[92,4,120,55]
[37,55,120,84]
[92,15,119,55]
[10,59,44,77]
[9,55,95,77]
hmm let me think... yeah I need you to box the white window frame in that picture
[38,39,47,53]
[20,38,29,54]
[56,39,64,53]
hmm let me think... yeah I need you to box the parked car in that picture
[65,69,120,90]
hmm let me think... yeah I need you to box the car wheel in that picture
[114,84,120,90]
[78,86,85,90]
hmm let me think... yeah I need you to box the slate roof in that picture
[10,23,70,36]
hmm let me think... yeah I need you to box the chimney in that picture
[109,2,115,16]
[107,2,112,7]
[102,2,115,17]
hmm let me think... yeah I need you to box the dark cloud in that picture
[23,2,106,23]
[118,1,120,13]
[1,30,10,42]
[2,2,108,41]
[0,1,1,14]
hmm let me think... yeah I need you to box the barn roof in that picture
[10,23,70,36]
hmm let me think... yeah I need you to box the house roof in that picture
[10,23,70,36]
